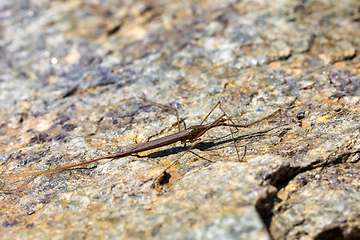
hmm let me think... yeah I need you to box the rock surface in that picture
[0,0,359,239]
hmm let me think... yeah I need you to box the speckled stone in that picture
[1,0,360,239]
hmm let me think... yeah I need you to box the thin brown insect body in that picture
[0,102,282,179]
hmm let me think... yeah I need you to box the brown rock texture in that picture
[0,0,359,239]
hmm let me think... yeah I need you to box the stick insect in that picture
[0,101,282,188]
